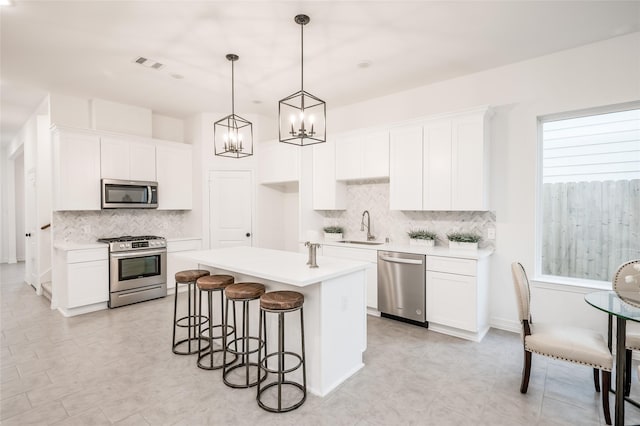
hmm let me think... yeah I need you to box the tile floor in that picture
[2,261,640,425]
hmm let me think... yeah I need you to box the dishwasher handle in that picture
[379,255,424,265]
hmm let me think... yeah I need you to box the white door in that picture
[25,168,38,288]
[209,171,252,248]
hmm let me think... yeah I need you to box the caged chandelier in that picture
[278,14,326,146]
[214,54,253,158]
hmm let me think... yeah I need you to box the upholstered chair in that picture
[625,333,640,396]
[511,262,612,425]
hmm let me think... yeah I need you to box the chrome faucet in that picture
[361,210,376,241]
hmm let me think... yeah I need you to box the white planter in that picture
[448,241,478,251]
[409,238,434,247]
[324,232,343,241]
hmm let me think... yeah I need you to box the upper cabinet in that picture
[156,143,192,210]
[313,139,346,210]
[335,130,389,181]
[100,136,156,181]
[390,106,491,211]
[389,125,424,210]
[258,140,300,185]
[52,128,102,211]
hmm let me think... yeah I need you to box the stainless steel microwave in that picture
[101,179,158,209]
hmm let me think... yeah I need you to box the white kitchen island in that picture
[177,246,370,397]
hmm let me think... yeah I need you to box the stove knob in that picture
[119,244,125,249]
[151,241,157,246]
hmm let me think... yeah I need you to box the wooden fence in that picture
[541,179,640,282]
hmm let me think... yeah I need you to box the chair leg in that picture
[625,348,632,396]
[520,350,531,394]
[602,370,611,425]
[593,368,600,392]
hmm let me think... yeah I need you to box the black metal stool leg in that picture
[172,281,178,350]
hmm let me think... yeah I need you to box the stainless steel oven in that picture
[98,236,167,308]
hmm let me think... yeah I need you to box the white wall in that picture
[324,32,640,335]
[14,152,25,261]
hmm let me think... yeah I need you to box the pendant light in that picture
[278,14,326,146]
[214,54,253,158]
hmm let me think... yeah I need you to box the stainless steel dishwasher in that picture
[377,251,427,325]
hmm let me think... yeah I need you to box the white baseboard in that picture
[489,316,521,334]
[57,302,108,317]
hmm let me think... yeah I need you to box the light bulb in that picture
[290,115,296,124]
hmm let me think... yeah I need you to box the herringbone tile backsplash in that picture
[53,210,188,242]
[321,182,496,249]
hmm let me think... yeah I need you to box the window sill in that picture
[531,275,612,293]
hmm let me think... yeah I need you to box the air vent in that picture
[133,56,165,70]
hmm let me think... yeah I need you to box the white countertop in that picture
[53,242,108,251]
[177,246,370,287]
[318,239,493,260]
[166,236,202,242]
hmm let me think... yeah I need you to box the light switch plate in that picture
[487,228,496,240]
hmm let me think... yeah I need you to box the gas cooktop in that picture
[98,235,166,252]
[98,235,164,243]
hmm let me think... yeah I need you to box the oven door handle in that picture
[111,248,166,258]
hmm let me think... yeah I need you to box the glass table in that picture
[585,291,640,426]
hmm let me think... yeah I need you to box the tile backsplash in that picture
[53,210,188,242]
[320,181,495,249]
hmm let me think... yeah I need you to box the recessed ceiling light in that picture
[357,60,372,69]
[0,0,13,6]
[252,100,262,104]
[170,73,184,80]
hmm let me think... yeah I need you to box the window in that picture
[538,103,640,284]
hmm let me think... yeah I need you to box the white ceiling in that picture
[1,1,639,146]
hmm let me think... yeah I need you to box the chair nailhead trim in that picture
[525,346,612,372]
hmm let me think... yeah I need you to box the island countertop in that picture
[177,246,371,287]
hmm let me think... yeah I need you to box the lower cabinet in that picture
[426,255,489,342]
[322,245,378,310]
[167,238,202,291]
[53,246,109,316]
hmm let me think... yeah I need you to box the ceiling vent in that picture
[133,56,164,70]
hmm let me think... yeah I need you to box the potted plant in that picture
[323,226,344,241]
[446,232,481,251]
[407,229,437,247]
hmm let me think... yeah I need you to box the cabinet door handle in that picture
[246,232,251,238]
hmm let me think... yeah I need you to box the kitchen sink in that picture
[337,240,384,245]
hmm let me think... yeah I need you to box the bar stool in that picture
[257,290,307,413]
[223,282,267,388]
[196,274,237,370]
[172,269,210,355]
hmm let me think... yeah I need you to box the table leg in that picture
[615,317,626,426]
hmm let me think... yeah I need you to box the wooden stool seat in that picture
[260,291,304,311]
[225,283,265,300]
[197,274,234,291]
[175,269,210,283]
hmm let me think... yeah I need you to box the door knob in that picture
[246,232,251,237]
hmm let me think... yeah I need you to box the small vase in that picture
[324,232,343,241]
[410,238,434,247]
[448,241,478,251]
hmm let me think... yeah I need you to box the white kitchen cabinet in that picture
[390,106,491,211]
[53,245,109,316]
[389,125,423,210]
[451,112,489,210]
[52,128,102,211]
[258,140,300,185]
[167,238,202,292]
[312,139,346,210]
[423,120,452,210]
[322,245,378,310]
[426,255,489,341]
[156,142,193,210]
[100,136,156,181]
[335,130,389,181]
